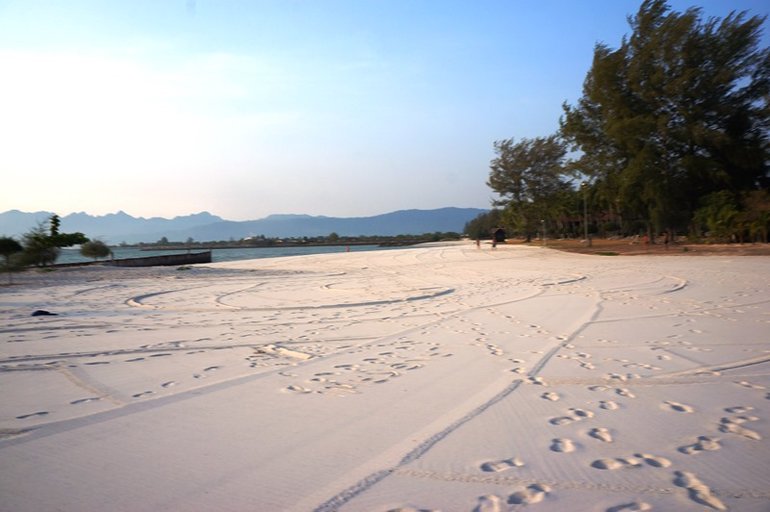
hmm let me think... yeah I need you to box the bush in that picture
[80,240,111,260]
[0,236,24,284]
[21,224,60,267]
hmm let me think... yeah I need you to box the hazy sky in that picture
[1,1,768,220]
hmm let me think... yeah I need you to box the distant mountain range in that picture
[0,208,487,244]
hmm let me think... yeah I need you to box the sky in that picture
[1,1,768,221]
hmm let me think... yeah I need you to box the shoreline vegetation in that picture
[504,237,770,257]
[130,232,464,251]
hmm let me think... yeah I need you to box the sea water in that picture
[56,244,396,265]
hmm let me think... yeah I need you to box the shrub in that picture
[80,240,111,260]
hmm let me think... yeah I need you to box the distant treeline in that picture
[127,232,464,250]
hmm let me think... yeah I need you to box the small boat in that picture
[108,251,212,267]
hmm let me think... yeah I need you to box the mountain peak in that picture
[0,207,487,243]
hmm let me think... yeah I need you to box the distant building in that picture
[492,227,506,243]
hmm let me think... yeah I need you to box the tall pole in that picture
[583,183,592,247]
[541,219,546,247]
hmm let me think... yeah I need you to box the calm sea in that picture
[56,245,396,265]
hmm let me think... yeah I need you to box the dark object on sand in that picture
[491,227,506,243]
[31,310,58,317]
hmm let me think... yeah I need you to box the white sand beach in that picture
[1,243,768,511]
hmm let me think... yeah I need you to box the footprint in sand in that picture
[663,400,695,413]
[16,411,49,419]
[285,384,313,394]
[679,435,721,454]
[550,438,576,453]
[541,391,560,401]
[526,376,548,386]
[480,457,525,472]
[550,416,574,426]
[719,415,762,440]
[724,405,753,414]
[508,483,551,505]
[161,381,177,388]
[674,471,727,511]
[606,501,652,512]
[592,454,670,470]
[70,397,100,405]
[599,400,620,410]
[125,357,145,362]
[589,427,613,443]
[132,391,154,399]
[591,459,632,470]
[570,408,594,419]
[508,484,551,505]
[474,495,502,512]
[635,453,671,468]
[550,408,594,425]
[615,388,636,398]
[735,380,766,390]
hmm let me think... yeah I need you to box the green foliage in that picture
[560,0,770,236]
[21,224,61,267]
[21,215,90,267]
[464,210,503,239]
[52,232,89,247]
[80,240,111,260]
[694,189,770,242]
[0,236,24,284]
[49,214,61,236]
[486,136,573,241]
[741,190,770,243]
[0,236,23,259]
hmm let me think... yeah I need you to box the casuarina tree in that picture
[561,0,769,238]
[487,136,573,241]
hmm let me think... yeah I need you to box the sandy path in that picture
[1,243,768,511]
